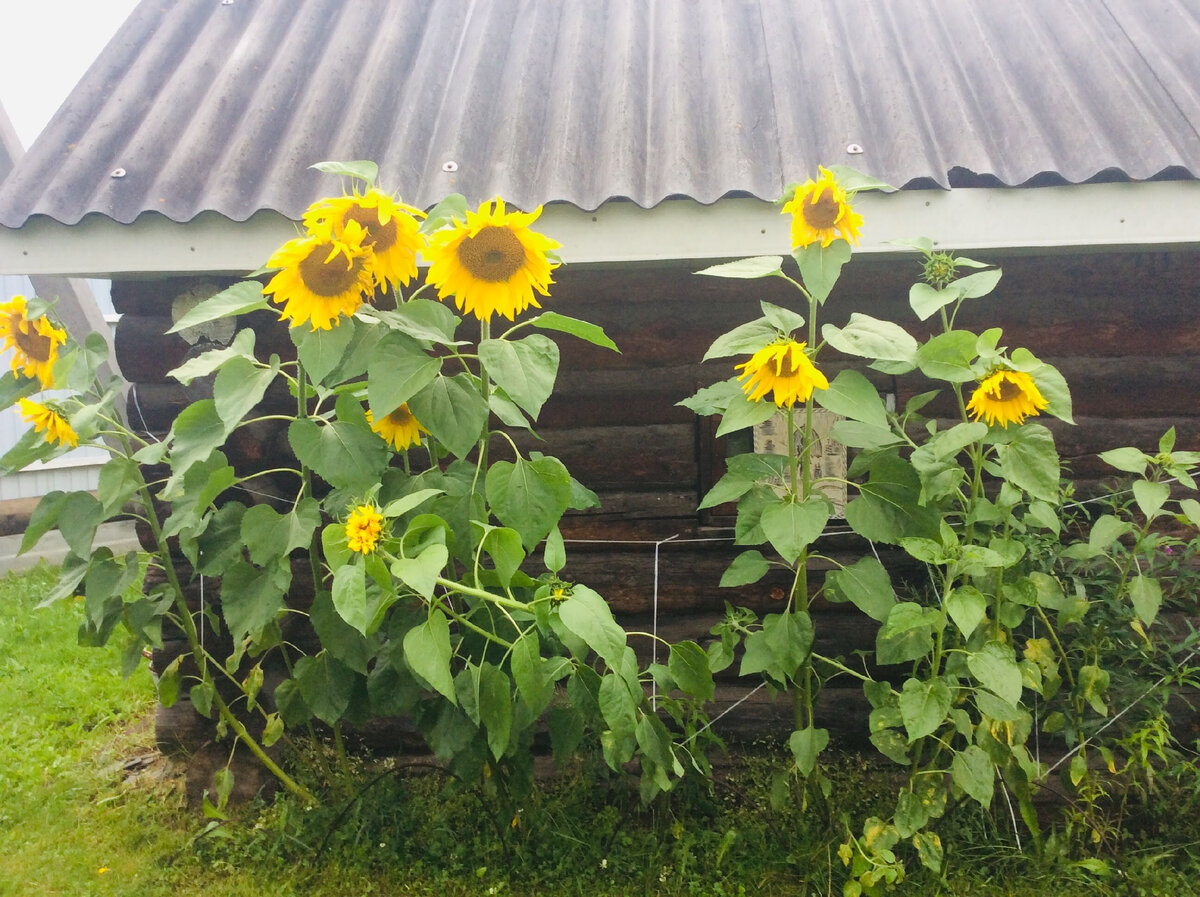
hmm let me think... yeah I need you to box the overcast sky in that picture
[1,0,141,148]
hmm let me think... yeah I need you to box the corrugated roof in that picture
[2,0,1199,228]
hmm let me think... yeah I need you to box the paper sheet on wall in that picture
[752,408,847,517]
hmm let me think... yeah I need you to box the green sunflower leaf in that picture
[703,319,782,361]
[793,240,852,306]
[479,334,559,419]
[367,330,442,419]
[528,311,619,352]
[822,314,918,369]
[695,256,784,280]
[485,454,572,549]
[407,373,489,460]
[166,281,268,334]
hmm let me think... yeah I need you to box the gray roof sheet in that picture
[2,0,1199,227]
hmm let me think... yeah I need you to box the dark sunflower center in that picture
[298,243,363,297]
[343,207,397,252]
[995,378,1023,401]
[457,226,525,282]
[387,406,413,426]
[14,326,52,362]
[803,192,840,230]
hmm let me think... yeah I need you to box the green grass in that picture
[3,562,1200,896]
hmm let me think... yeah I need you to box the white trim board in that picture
[2,181,1198,278]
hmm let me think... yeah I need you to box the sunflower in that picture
[425,198,560,321]
[345,504,384,555]
[0,296,67,388]
[18,398,78,448]
[781,166,864,249]
[736,339,829,407]
[303,189,425,290]
[966,369,1048,428]
[366,403,428,451]
[263,219,376,330]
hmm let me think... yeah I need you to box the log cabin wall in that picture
[111,247,1200,751]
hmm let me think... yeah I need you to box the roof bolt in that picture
[442,160,459,173]
[221,0,235,5]
[846,143,864,155]
[110,168,126,178]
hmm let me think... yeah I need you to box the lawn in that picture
[3,562,1200,897]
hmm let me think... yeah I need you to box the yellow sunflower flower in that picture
[18,398,78,447]
[345,504,384,555]
[366,403,428,451]
[0,296,67,388]
[263,219,376,330]
[736,340,829,407]
[966,369,1048,428]
[425,198,560,321]
[303,189,425,290]
[781,166,864,249]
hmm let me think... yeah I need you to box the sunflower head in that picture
[922,251,959,290]
[781,166,864,250]
[425,198,561,321]
[303,189,425,290]
[18,398,78,448]
[366,403,429,451]
[345,504,384,555]
[264,219,376,330]
[966,369,1048,428]
[0,296,67,388]
[736,339,830,407]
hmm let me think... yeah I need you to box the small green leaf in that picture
[715,391,778,437]
[167,281,268,334]
[169,329,257,384]
[480,526,525,586]
[485,455,572,549]
[511,630,553,716]
[331,563,369,635]
[391,543,448,599]
[915,330,977,383]
[788,726,829,776]
[528,311,619,352]
[668,640,714,702]
[1132,479,1170,519]
[703,319,782,362]
[1129,575,1162,626]
[945,586,987,637]
[220,559,291,641]
[367,330,442,419]
[695,256,784,279]
[996,424,1060,503]
[760,495,830,564]
[479,334,559,419]
[294,319,356,384]
[821,314,918,368]
[1098,446,1148,475]
[544,526,566,573]
[403,610,456,703]
[909,283,960,321]
[815,369,890,428]
[968,641,1023,706]
[951,744,994,807]
[557,585,627,672]
[759,300,806,335]
[899,677,952,742]
[824,556,895,622]
[310,159,378,186]
[793,240,851,306]
[719,550,771,587]
[407,373,489,460]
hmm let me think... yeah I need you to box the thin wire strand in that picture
[650,534,680,711]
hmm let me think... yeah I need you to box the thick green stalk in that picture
[132,455,316,804]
